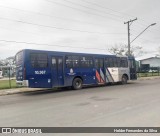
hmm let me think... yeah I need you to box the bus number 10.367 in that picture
[35,70,46,75]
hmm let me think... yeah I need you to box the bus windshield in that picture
[16,51,23,65]
[15,51,24,83]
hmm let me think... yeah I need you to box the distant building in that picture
[0,66,15,77]
[139,57,160,72]
[140,57,160,67]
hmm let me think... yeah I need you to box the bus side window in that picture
[66,56,79,68]
[113,57,117,67]
[80,56,93,68]
[52,57,56,68]
[129,60,134,68]
[58,58,63,69]
[120,57,128,67]
[99,59,103,68]
[108,58,113,67]
[30,53,48,68]
[95,58,103,68]
[95,59,99,68]
[105,58,109,67]
[72,56,79,68]
[125,58,128,67]
[117,57,121,67]
[66,56,72,68]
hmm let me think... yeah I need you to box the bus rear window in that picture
[16,51,23,65]
[30,53,48,68]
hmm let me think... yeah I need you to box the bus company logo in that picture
[70,68,73,74]
[2,128,11,134]
[68,68,76,75]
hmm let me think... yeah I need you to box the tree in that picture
[0,56,15,66]
[108,43,145,57]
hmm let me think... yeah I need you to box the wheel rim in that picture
[75,80,81,88]
[122,76,127,84]
[73,78,82,90]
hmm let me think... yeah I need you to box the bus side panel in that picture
[27,73,52,88]
[64,68,96,86]
[108,68,122,82]
[64,68,76,87]
[118,68,130,81]
[107,68,130,82]
[95,68,105,84]
[80,68,96,85]
[64,68,82,86]
[105,68,115,83]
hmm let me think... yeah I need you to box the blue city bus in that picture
[16,49,137,90]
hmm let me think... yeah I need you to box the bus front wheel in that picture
[72,78,83,90]
[121,75,127,84]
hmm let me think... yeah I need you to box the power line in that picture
[3,1,155,34]
[0,16,126,35]
[0,25,45,36]
[80,0,136,19]
[45,0,123,22]
[45,0,159,36]
[53,0,159,36]
[0,39,107,50]
[1,0,158,35]
[0,1,157,44]
[79,0,159,34]
[62,0,124,20]
[0,4,120,28]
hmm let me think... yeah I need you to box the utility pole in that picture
[124,18,137,56]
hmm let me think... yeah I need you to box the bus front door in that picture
[51,56,64,87]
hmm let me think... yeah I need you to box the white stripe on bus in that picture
[106,68,114,82]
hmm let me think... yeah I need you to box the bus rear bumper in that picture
[16,80,29,87]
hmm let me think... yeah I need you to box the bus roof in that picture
[17,49,129,58]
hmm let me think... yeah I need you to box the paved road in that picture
[0,79,160,129]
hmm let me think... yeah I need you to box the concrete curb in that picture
[0,76,160,96]
[0,88,47,96]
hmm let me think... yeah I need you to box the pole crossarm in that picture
[124,18,137,25]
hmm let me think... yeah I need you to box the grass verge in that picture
[0,79,19,90]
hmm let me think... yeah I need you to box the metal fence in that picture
[137,67,160,77]
[0,66,16,89]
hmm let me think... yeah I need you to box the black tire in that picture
[72,78,83,90]
[121,75,127,84]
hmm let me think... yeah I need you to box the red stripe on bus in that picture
[96,70,101,83]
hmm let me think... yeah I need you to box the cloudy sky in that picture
[0,0,159,60]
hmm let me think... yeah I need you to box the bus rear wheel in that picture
[121,75,127,84]
[72,78,82,90]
